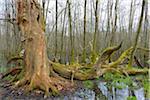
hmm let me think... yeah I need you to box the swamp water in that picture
[51,82,148,100]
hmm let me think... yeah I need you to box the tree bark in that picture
[67,0,74,63]
[82,0,87,62]
[55,0,58,57]
[16,0,67,96]
[92,0,99,63]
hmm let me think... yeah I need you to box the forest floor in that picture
[0,77,86,100]
[0,70,149,100]
[0,80,49,100]
[0,81,75,100]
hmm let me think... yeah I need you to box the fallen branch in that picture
[134,56,143,68]
[137,47,150,52]
[108,47,133,67]
[96,42,122,65]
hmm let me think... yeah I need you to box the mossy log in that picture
[50,46,148,81]
[4,46,148,81]
[50,61,148,81]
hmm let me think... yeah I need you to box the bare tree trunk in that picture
[5,0,11,60]
[90,0,93,33]
[92,0,99,63]
[143,0,148,66]
[45,0,50,19]
[55,0,58,57]
[128,0,134,36]
[67,0,74,63]
[110,0,118,46]
[105,0,110,43]
[42,0,45,18]
[128,0,135,47]
[128,0,145,67]
[60,1,67,62]
[82,0,87,62]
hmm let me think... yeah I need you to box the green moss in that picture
[90,51,98,63]
[0,67,7,73]
[142,77,150,98]
[109,47,133,67]
[3,75,13,81]
[83,80,94,89]
[127,96,137,100]
[112,77,132,89]
[15,70,24,81]
[103,72,133,89]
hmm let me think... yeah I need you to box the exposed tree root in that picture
[13,69,73,97]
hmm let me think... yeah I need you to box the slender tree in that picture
[42,0,45,18]
[82,0,87,62]
[105,0,110,41]
[55,0,58,57]
[67,0,74,63]
[60,1,67,62]
[92,0,99,62]
[90,0,93,33]
[128,0,136,48]
[45,0,50,19]
[110,0,119,46]
[143,0,148,66]
[128,0,134,36]
[5,0,11,60]
[128,0,145,67]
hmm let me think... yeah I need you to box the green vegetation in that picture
[83,80,94,89]
[142,76,150,98]
[127,96,137,100]
[103,72,134,89]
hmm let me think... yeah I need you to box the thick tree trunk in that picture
[16,0,66,96]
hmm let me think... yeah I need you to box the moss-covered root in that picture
[28,74,59,96]
[14,72,72,97]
